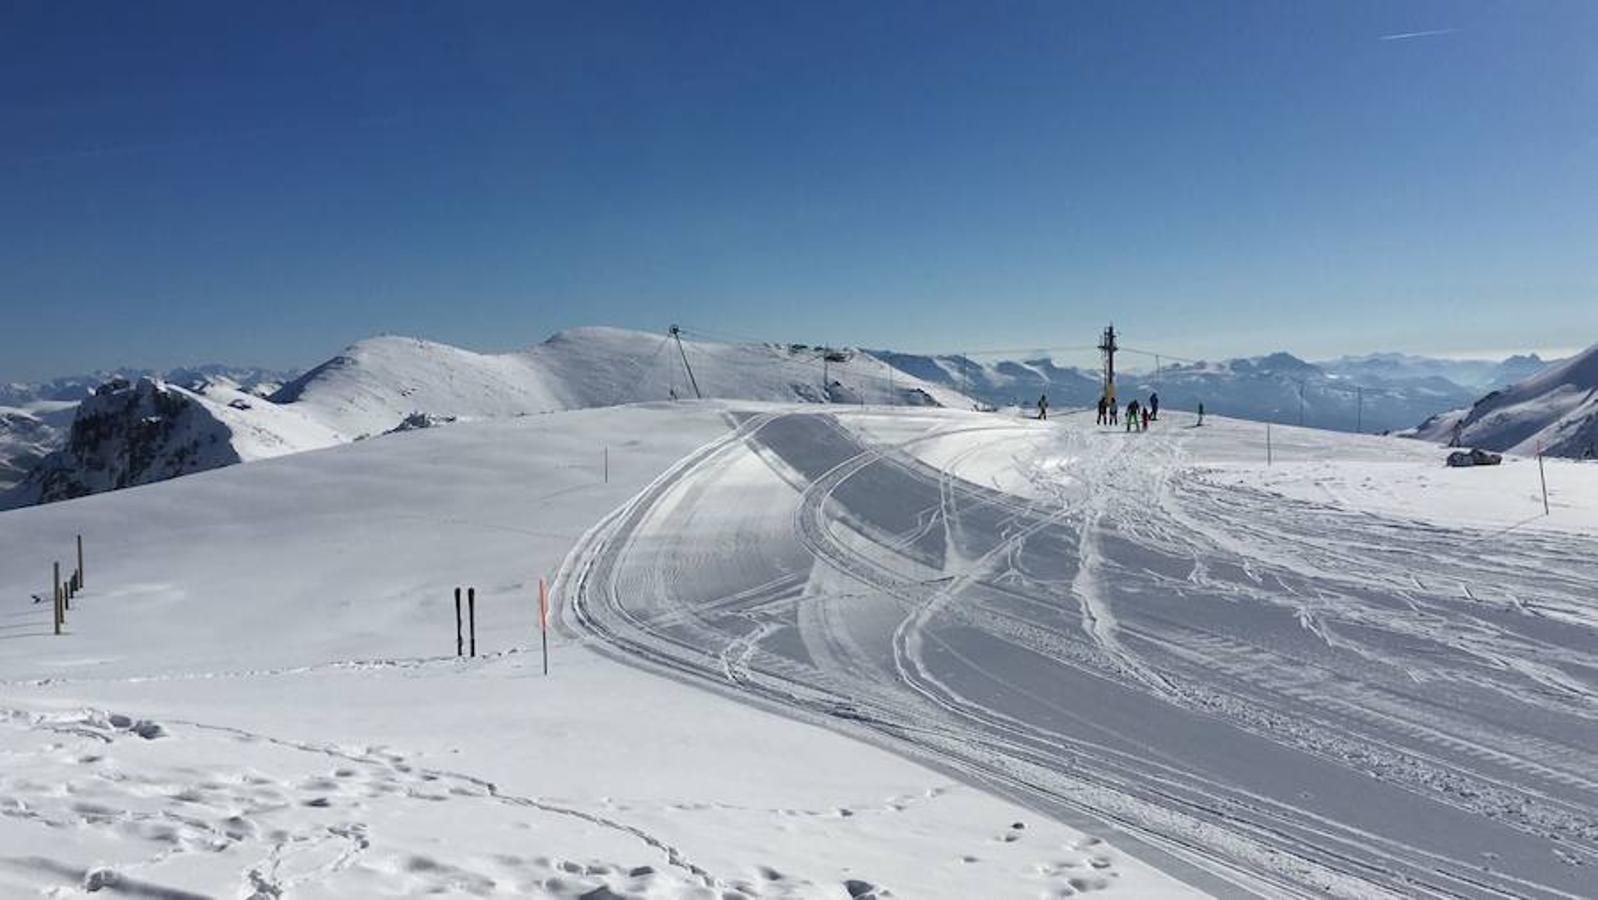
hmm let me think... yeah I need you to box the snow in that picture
[5,386,1595,897]
[1411,341,1598,459]
[0,400,75,490]
[2,378,343,509]
[877,347,1538,435]
[0,402,1191,899]
[275,328,970,443]
[0,368,296,491]
[6,328,971,509]
[565,404,1598,897]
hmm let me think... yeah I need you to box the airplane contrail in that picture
[1378,28,1456,41]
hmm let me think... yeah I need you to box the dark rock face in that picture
[2,378,239,508]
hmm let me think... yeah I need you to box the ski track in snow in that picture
[564,408,1598,899]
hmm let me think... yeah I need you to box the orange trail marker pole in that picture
[539,578,549,676]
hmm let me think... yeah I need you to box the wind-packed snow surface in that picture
[0,403,1192,899]
[1412,342,1598,459]
[564,406,1598,898]
[4,399,1595,897]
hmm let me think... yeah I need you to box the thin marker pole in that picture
[77,534,84,588]
[455,587,463,657]
[539,577,549,676]
[53,562,62,634]
[1537,442,1550,516]
[468,587,476,658]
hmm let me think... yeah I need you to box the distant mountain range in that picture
[0,329,1582,509]
[1315,352,1554,391]
[872,348,1562,434]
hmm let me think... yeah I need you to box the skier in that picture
[1141,406,1151,431]
[1108,396,1119,426]
[1125,400,1140,432]
[1149,392,1159,421]
[1037,394,1048,421]
[1197,402,1205,426]
[1095,397,1107,425]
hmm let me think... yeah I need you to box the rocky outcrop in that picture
[2,378,240,508]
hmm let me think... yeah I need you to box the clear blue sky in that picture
[3,0,1594,380]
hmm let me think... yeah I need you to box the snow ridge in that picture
[1410,342,1598,459]
[3,328,966,508]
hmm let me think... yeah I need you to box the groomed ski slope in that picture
[0,402,1194,899]
[565,405,1598,899]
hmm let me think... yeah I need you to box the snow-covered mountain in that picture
[2,327,966,509]
[3,376,342,507]
[0,401,77,490]
[878,348,1491,433]
[6,328,1576,509]
[272,327,964,439]
[0,365,296,492]
[1409,342,1598,459]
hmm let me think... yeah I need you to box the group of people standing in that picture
[1094,392,1158,431]
[1036,391,1192,430]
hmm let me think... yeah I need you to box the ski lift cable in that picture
[672,325,1413,400]
[669,329,921,393]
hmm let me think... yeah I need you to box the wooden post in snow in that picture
[1266,424,1273,467]
[468,587,477,658]
[455,587,463,657]
[53,562,62,634]
[77,534,84,589]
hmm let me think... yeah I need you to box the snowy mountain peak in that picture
[1227,352,1318,376]
[5,377,239,507]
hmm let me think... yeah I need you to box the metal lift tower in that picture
[1098,324,1119,407]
